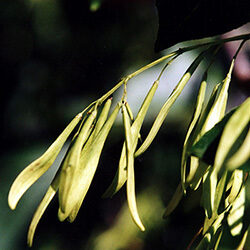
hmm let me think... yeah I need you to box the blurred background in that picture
[0,1,249,249]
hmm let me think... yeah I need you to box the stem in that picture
[88,33,250,108]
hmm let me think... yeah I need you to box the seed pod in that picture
[227,169,244,204]
[27,170,61,247]
[181,79,207,191]
[125,102,142,141]
[59,109,97,212]
[122,104,145,231]
[8,113,82,210]
[135,50,205,157]
[213,170,229,215]
[227,185,245,236]
[103,80,159,198]
[59,103,121,221]
[59,98,111,208]
[200,59,235,136]
[93,98,112,137]
[201,169,215,219]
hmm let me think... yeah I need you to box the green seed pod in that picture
[181,79,207,192]
[93,98,112,137]
[103,80,159,198]
[122,104,145,231]
[227,169,244,204]
[59,109,97,212]
[8,113,82,210]
[200,59,235,136]
[59,102,121,221]
[227,185,245,236]
[135,51,205,157]
[201,169,215,219]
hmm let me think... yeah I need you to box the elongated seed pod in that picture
[27,170,61,247]
[59,98,112,201]
[200,59,235,136]
[227,185,245,236]
[103,80,159,198]
[213,170,229,215]
[213,97,250,174]
[59,109,97,212]
[59,103,121,221]
[92,98,112,138]
[8,113,82,210]
[122,104,145,231]
[228,169,244,204]
[135,51,205,157]
[181,79,207,191]
[125,101,134,121]
[201,169,215,219]
[125,101,142,141]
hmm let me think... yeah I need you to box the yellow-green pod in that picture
[181,79,207,191]
[59,103,121,220]
[189,161,209,190]
[122,104,145,231]
[163,183,183,218]
[213,170,228,216]
[125,101,134,121]
[8,113,82,210]
[227,169,244,204]
[200,59,235,136]
[93,98,112,137]
[201,169,216,219]
[227,185,245,236]
[226,127,250,171]
[27,170,61,247]
[103,80,159,198]
[125,101,142,141]
[135,51,205,157]
[59,109,97,213]
[213,97,250,174]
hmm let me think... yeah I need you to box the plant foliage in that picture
[8,30,250,248]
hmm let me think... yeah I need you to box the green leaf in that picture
[189,109,236,164]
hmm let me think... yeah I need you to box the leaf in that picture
[213,98,250,174]
[155,0,250,51]
[189,108,236,164]
[8,113,82,210]
[226,127,250,171]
